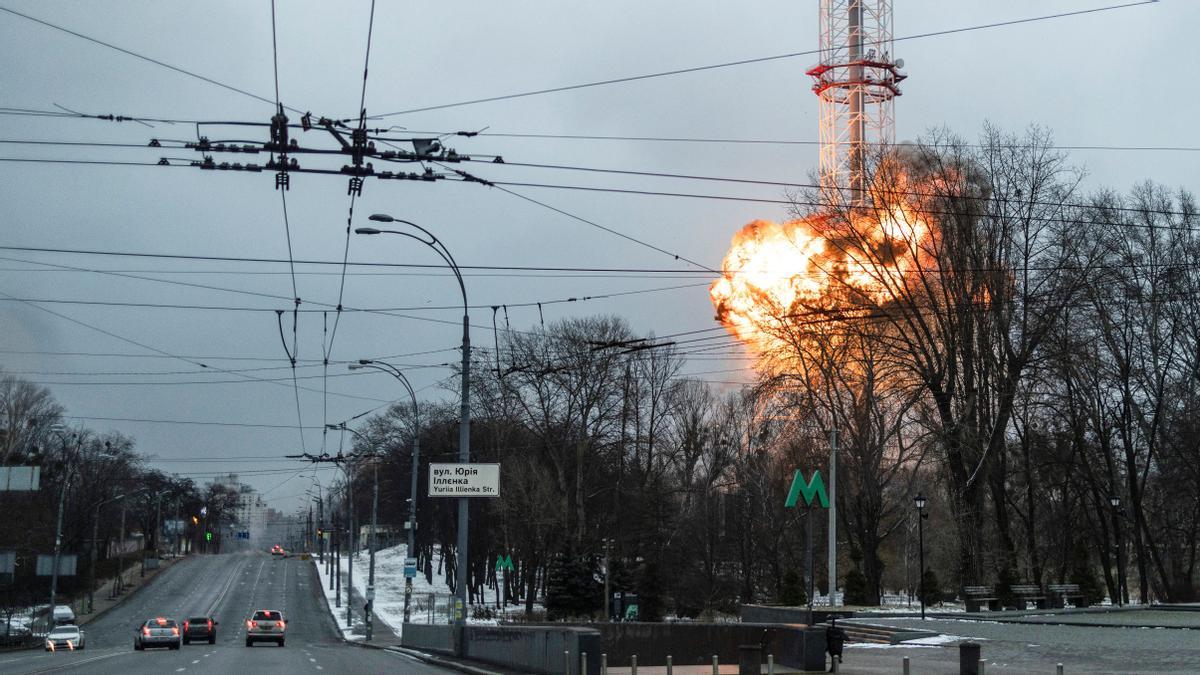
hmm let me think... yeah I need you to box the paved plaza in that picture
[833,609,1200,674]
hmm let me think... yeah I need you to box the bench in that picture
[962,585,998,612]
[1047,583,1090,609]
[1009,584,1048,610]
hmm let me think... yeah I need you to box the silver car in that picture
[45,625,85,651]
[245,609,286,647]
[134,617,181,650]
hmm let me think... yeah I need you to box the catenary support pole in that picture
[829,428,837,606]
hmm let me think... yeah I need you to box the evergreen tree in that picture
[545,543,601,619]
[919,568,941,607]
[1068,542,1105,605]
[635,558,664,621]
[779,568,807,606]
[995,566,1018,609]
[844,567,870,606]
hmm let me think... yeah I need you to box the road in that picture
[0,552,453,674]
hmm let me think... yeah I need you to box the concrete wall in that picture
[400,623,458,655]
[740,604,856,625]
[592,622,826,672]
[462,625,601,675]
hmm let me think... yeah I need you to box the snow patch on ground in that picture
[343,544,457,637]
[848,634,981,649]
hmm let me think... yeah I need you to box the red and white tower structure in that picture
[808,0,906,204]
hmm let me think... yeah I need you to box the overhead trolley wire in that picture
[372,1,1157,117]
[0,4,306,115]
[324,0,377,454]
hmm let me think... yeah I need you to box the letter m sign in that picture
[784,470,829,508]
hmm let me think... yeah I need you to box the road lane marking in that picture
[176,668,185,672]
[192,659,200,663]
[310,657,316,662]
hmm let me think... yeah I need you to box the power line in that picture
[0,281,707,313]
[0,243,715,274]
[486,180,717,273]
[65,415,330,430]
[0,4,305,115]
[372,1,1157,117]
[0,346,456,362]
[391,129,1200,154]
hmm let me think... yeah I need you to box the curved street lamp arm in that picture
[371,224,468,310]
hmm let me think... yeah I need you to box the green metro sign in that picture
[495,554,514,572]
[784,470,829,509]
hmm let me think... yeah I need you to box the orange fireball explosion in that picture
[710,205,929,350]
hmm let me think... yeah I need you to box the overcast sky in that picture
[1,0,1194,515]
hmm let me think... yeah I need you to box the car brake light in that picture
[207,619,213,630]
[171,627,179,636]
[247,620,256,628]
[143,627,151,636]
[183,621,189,630]
[276,621,284,628]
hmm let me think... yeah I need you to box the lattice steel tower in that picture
[807,0,906,204]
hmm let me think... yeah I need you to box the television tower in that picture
[808,0,906,204]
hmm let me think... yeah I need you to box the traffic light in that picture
[205,531,213,542]
[191,516,199,525]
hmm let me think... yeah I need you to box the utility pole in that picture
[346,473,354,627]
[603,538,612,622]
[48,470,71,612]
[334,510,341,605]
[48,428,75,613]
[367,457,378,640]
[828,428,837,606]
[113,499,127,599]
[173,497,180,556]
[806,504,815,625]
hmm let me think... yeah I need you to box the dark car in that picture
[134,617,181,651]
[182,616,218,645]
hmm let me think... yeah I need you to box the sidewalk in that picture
[311,553,522,675]
[77,554,187,625]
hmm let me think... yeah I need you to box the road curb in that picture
[77,555,187,627]
[346,639,504,675]
[310,558,505,675]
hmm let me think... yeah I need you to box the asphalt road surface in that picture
[0,552,453,674]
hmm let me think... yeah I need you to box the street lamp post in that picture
[47,427,77,615]
[87,493,127,613]
[359,215,471,624]
[1109,495,1125,607]
[349,359,421,624]
[328,421,382,640]
[914,494,928,620]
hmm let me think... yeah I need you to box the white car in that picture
[45,625,85,651]
[52,605,76,625]
[245,609,286,647]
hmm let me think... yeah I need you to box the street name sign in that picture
[404,557,417,578]
[35,554,76,576]
[0,466,39,491]
[428,463,500,497]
